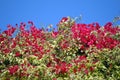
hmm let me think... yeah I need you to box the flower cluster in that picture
[0,17,120,80]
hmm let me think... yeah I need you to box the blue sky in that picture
[0,0,120,31]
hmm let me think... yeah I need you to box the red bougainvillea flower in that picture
[8,65,19,75]
[89,66,94,72]
[15,51,21,57]
[55,61,69,74]
[28,21,34,26]
[3,48,11,55]
[52,78,57,80]
[84,69,88,75]
[59,40,69,49]
[74,55,87,64]
[3,26,16,36]
[59,17,68,24]
[11,40,17,48]
[78,55,86,61]
[52,31,58,38]
[79,63,86,70]
[0,35,5,42]
[20,22,26,31]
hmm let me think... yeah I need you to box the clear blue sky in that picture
[0,0,120,31]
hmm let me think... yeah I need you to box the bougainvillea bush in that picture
[0,17,120,80]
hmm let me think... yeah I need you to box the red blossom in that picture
[4,27,16,36]
[73,69,77,73]
[3,48,10,55]
[28,21,34,25]
[47,62,52,67]
[74,55,87,64]
[89,66,94,72]
[11,41,16,48]
[60,17,68,24]
[15,51,21,57]
[0,35,5,42]
[59,40,69,49]
[79,55,86,61]
[20,22,26,31]
[84,69,88,75]
[8,65,19,75]
[52,31,58,38]
[20,72,27,77]
[52,78,57,80]
[55,62,69,74]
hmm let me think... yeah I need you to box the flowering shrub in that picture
[0,17,120,80]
